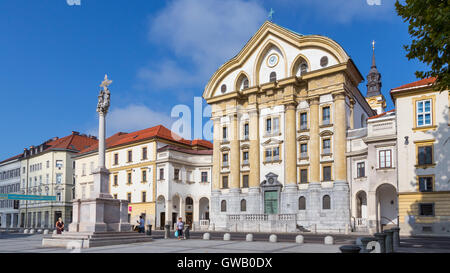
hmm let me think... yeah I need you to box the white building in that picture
[0,154,21,228]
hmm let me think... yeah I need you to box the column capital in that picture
[332,91,346,101]
[307,95,320,105]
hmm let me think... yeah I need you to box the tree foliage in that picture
[395,0,449,91]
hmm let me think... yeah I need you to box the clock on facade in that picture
[267,54,279,68]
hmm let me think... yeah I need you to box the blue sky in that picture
[0,0,428,159]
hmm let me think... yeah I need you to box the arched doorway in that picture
[172,195,180,229]
[376,184,398,231]
[156,195,165,230]
[356,191,367,227]
[185,197,194,227]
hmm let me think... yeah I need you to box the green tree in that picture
[395,0,449,91]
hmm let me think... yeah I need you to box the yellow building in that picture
[391,77,450,236]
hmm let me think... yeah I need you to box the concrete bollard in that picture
[269,234,277,243]
[340,245,361,253]
[223,233,231,241]
[324,236,334,245]
[383,229,394,253]
[37,229,43,234]
[391,227,400,251]
[374,233,387,253]
[295,235,304,244]
[203,233,211,240]
[53,230,57,235]
[360,237,376,253]
[246,234,253,242]
[164,224,170,239]
[29,229,35,234]
[184,226,190,240]
[24,229,29,234]
[43,229,49,235]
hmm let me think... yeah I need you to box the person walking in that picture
[137,215,145,234]
[55,217,64,234]
[176,217,185,240]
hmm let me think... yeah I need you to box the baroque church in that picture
[202,21,387,233]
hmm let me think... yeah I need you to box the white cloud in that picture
[139,0,267,90]
[87,105,174,137]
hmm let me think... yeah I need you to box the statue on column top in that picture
[97,74,112,114]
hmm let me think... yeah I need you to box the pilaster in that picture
[308,96,320,183]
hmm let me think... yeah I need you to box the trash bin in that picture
[146,225,152,236]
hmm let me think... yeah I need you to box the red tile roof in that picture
[77,125,212,156]
[390,77,436,92]
[46,133,98,152]
[367,109,395,120]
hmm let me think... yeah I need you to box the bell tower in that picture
[365,40,386,114]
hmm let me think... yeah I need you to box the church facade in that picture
[203,21,377,233]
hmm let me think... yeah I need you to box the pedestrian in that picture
[55,217,64,234]
[137,216,145,233]
[176,217,185,240]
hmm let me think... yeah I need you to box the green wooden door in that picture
[264,191,278,214]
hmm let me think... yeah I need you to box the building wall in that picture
[395,88,450,235]
[0,159,21,228]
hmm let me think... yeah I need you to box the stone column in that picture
[179,198,185,223]
[285,102,298,185]
[212,116,221,191]
[333,92,347,182]
[165,199,173,229]
[230,113,240,189]
[248,106,261,214]
[308,96,320,183]
[193,199,200,231]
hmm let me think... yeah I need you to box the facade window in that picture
[142,170,147,182]
[82,163,86,176]
[221,84,227,93]
[56,174,62,184]
[90,161,94,174]
[221,200,227,212]
[127,193,132,203]
[416,99,432,127]
[222,153,229,167]
[323,166,332,181]
[243,123,249,140]
[322,195,331,210]
[299,196,306,210]
[418,145,433,166]
[379,150,392,168]
[419,176,433,192]
[142,147,148,160]
[113,174,118,186]
[223,127,228,140]
[269,71,277,82]
[419,203,434,216]
[300,143,308,158]
[243,78,249,89]
[142,191,146,203]
[222,176,228,189]
[357,162,365,178]
[174,169,180,181]
[242,151,249,165]
[56,160,63,169]
[300,63,308,75]
[46,161,50,168]
[242,174,249,188]
[127,150,133,162]
[300,112,308,130]
[201,172,208,182]
[300,169,308,184]
[266,118,272,134]
[56,193,61,202]
[322,139,331,154]
[322,106,331,124]
[159,168,164,180]
[114,153,119,165]
[240,199,247,212]
[127,172,132,185]
[265,147,280,162]
[113,194,118,199]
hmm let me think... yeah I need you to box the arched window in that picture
[240,199,247,212]
[243,78,249,89]
[221,200,227,212]
[322,195,331,210]
[221,84,227,93]
[269,72,277,82]
[298,196,306,210]
[300,63,308,75]
[186,197,193,205]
